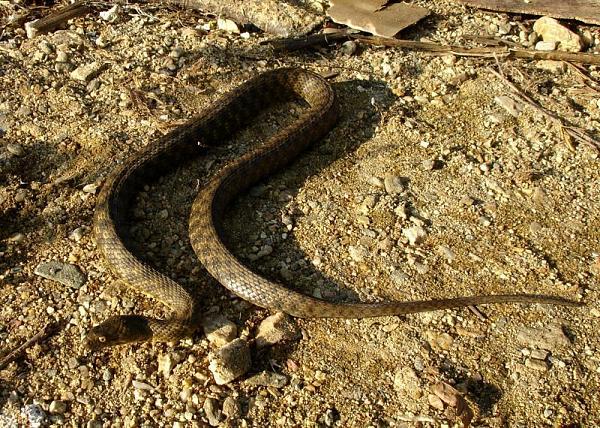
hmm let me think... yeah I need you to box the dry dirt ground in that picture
[1,0,599,426]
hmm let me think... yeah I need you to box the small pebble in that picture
[7,143,24,156]
[157,353,175,378]
[245,371,289,388]
[525,358,550,371]
[340,40,357,55]
[383,174,405,194]
[70,61,102,82]
[428,393,445,410]
[82,183,98,194]
[217,18,240,34]
[69,227,85,242]
[208,338,251,385]
[368,176,384,188]
[49,400,67,414]
[535,40,557,51]
[222,396,242,419]
[517,324,571,351]
[203,398,222,426]
[348,245,368,262]
[202,314,237,347]
[403,225,427,245]
[256,312,299,348]
[22,404,46,428]
[8,232,25,243]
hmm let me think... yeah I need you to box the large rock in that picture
[34,261,86,289]
[533,17,582,52]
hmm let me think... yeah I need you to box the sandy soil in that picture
[1,0,599,426]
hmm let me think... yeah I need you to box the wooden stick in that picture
[25,0,92,38]
[0,322,58,369]
[265,32,600,65]
[351,35,600,65]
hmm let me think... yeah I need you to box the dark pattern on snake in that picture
[86,68,582,350]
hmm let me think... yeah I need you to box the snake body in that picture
[86,68,581,350]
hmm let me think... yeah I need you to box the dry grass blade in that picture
[0,321,59,369]
[488,67,600,153]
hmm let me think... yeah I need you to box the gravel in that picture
[0,1,597,426]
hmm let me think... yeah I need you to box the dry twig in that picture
[0,322,58,369]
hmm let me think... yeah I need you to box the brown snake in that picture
[86,68,582,350]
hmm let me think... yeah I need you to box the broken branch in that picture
[352,35,600,65]
[24,0,92,38]
[265,32,600,66]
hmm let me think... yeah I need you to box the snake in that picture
[85,68,582,350]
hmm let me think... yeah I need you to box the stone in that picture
[495,95,522,117]
[69,227,85,242]
[203,398,221,426]
[82,183,98,194]
[245,371,288,388]
[202,314,237,347]
[393,367,421,398]
[533,16,582,52]
[530,349,550,360]
[70,62,103,82]
[516,323,572,351]
[383,174,406,194]
[56,51,69,63]
[255,312,300,348]
[6,143,24,156]
[535,40,557,51]
[368,176,385,188]
[340,40,357,55]
[22,404,46,427]
[525,358,550,371]
[402,225,426,245]
[426,331,454,350]
[157,353,175,378]
[34,261,86,289]
[208,338,251,385]
[217,18,240,34]
[535,60,567,73]
[8,233,25,243]
[99,5,121,22]
[49,400,67,414]
[348,245,368,262]
[222,396,242,419]
[428,394,445,410]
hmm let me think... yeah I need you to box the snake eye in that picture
[98,336,106,343]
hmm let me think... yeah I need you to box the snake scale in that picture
[86,68,582,350]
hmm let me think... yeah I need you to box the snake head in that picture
[85,315,153,350]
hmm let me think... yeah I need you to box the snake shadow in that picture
[194,78,400,372]
[82,77,398,407]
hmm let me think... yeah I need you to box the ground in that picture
[1,0,599,427]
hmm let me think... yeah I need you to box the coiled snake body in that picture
[86,68,581,350]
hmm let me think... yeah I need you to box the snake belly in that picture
[86,68,581,350]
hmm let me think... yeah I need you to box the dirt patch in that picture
[1,1,599,426]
